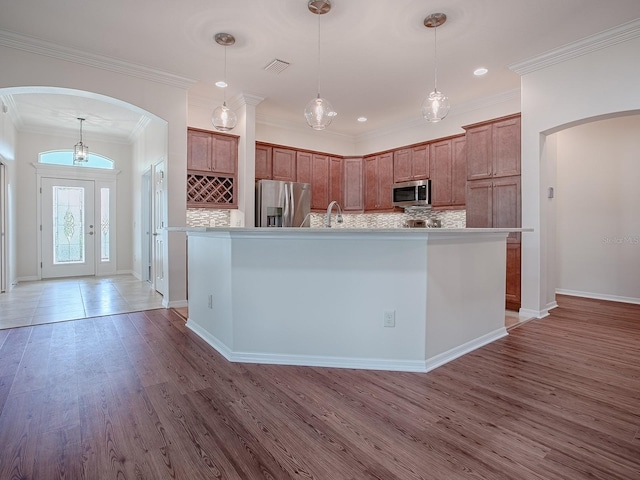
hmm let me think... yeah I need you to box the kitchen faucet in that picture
[325,201,343,228]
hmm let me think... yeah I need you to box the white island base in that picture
[186,228,520,373]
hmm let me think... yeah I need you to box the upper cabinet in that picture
[464,114,521,180]
[364,152,394,211]
[255,144,273,180]
[187,128,237,175]
[297,152,343,211]
[393,144,429,183]
[429,135,466,209]
[272,147,297,182]
[343,157,363,212]
[187,128,238,208]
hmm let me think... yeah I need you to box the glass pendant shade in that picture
[73,142,88,163]
[211,102,237,132]
[73,117,88,164]
[304,95,334,130]
[422,89,450,123]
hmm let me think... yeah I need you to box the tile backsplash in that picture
[187,208,466,229]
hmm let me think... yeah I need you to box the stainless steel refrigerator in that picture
[255,180,311,227]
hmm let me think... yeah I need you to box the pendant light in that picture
[73,117,89,164]
[422,13,450,123]
[304,0,335,130]
[211,32,238,132]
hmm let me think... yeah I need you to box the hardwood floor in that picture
[0,295,638,479]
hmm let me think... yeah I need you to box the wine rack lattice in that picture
[187,174,235,205]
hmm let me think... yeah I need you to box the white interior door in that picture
[152,162,165,295]
[41,177,96,278]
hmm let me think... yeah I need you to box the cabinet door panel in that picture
[363,156,379,211]
[451,136,466,207]
[311,154,329,210]
[493,175,521,242]
[272,148,297,182]
[393,148,412,183]
[505,243,521,310]
[411,145,430,180]
[493,116,521,177]
[255,144,272,180]
[329,157,343,207]
[377,152,394,210]
[343,157,363,211]
[212,135,237,175]
[187,130,212,171]
[430,140,452,207]
[466,124,493,180]
[296,151,312,185]
[465,179,493,228]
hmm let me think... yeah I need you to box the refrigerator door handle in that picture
[289,183,295,227]
[283,183,290,227]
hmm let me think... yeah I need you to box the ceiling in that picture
[1,0,640,141]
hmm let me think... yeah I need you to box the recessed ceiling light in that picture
[474,67,488,76]
[357,117,367,122]
[215,81,227,88]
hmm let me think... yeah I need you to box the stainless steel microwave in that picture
[392,179,431,208]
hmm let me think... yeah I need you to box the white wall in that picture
[0,45,190,305]
[15,131,133,279]
[0,104,17,287]
[554,115,640,302]
[519,32,640,317]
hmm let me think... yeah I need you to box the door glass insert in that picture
[53,186,85,264]
[100,187,110,262]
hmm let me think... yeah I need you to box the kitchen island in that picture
[185,227,529,372]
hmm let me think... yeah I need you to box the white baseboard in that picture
[425,327,508,372]
[519,307,550,319]
[187,320,508,373]
[556,289,640,305]
[167,299,188,309]
[16,276,39,283]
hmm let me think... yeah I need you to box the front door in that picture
[41,177,96,278]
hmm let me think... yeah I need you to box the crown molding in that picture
[0,29,197,90]
[230,93,265,109]
[509,18,640,75]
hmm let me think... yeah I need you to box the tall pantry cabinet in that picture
[463,114,522,310]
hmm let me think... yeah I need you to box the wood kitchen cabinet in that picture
[393,144,429,183]
[430,135,466,209]
[505,242,521,311]
[464,114,521,180]
[364,152,394,211]
[297,152,343,211]
[272,147,297,182]
[343,157,363,211]
[255,143,273,180]
[466,175,522,309]
[187,128,238,208]
[187,128,237,175]
[466,175,521,242]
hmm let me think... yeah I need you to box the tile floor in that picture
[0,275,164,329]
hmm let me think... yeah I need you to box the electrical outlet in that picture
[384,310,395,328]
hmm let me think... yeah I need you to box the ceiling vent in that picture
[264,59,290,74]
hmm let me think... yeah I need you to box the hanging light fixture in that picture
[422,13,450,123]
[73,117,89,164]
[304,0,335,130]
[211,32,238,132]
